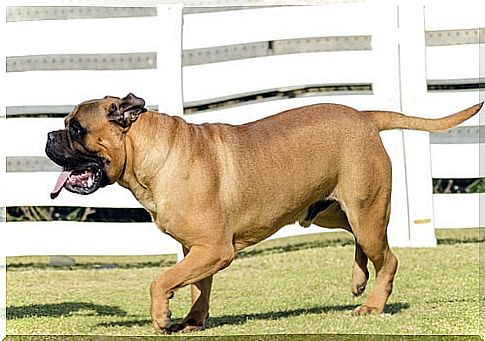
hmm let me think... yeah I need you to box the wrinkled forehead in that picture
[64,97,118,126]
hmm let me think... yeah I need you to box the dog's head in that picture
[45,93,146,199]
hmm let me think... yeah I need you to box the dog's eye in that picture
[70,120,85,138]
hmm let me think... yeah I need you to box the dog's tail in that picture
[367,102,483,132]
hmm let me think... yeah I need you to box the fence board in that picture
[5,70,160,108]
[6,172,140,208]
[183,51,374,103]
[430,143,483,178]
[5,17,158,56]
[424,1,482,31]
[426,45,481,82]
[433,193,483,228]
[3,221,179,256]
[183,5,372,50]
[6,118,63,156]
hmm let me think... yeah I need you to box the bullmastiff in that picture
[45,93,482,333]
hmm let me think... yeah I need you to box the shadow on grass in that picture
[7,259,176,271]
[97,318,151,328]
[97,302,409,329]
[207,302,410,328]
[237,238,354,260]
[435,228,483,245]
[7,302,127,319]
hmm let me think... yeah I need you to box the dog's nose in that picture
[47,131,57,143]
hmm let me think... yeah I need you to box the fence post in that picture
[156,4,185,260]
[370,2,411,247]
[398,1,437,247]
[156,4,184,117]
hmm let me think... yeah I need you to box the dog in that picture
[45,93,482,333]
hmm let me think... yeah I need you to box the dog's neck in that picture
[117,110,184,212]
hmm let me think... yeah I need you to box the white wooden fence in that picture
[1,1,484,258]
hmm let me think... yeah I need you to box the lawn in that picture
[6,228,484,339]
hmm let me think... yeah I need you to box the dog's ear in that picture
[107,93,146,128]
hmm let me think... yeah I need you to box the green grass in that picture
[6,228,484,338]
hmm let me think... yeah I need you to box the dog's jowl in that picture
[45,94,483,333]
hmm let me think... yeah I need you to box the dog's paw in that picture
[352,282,367,297]
[152,318,172,334]
[352,304,381,316]
[167,315,207,334]
[151,310,173,334]
[168,322,204,333]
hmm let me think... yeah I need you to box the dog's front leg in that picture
[168,275,213,333]
[165,246,213,333]
[150,244,234,334]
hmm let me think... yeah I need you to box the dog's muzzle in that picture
[46,130,108,199]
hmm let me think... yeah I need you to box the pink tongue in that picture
[50,170,72,199]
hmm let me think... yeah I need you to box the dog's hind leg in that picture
[333,140,398,315]
[343,189,398,315]
[352,242,369,297]
[311,202,369,297]
[352,220,398,314]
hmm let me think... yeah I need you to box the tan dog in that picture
[45,94,482,333]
